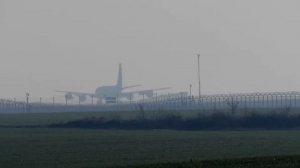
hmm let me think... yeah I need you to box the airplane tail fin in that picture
[117,64,122,88]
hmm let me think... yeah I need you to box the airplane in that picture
[57,64,170,104]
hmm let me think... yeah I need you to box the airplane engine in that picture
[123,94,133,100]
[79,95,87,102]
[65,93,73,100]
[144,91,154,98]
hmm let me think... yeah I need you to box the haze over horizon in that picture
[1,0,300,100]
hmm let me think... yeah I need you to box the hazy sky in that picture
[1,0,300,101]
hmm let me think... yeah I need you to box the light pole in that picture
[26,93,29,105]
[130,94,132,104]
[197,54,201,100]
[26,93,30,112]
[143,93,145,104]
[189,84,192,97]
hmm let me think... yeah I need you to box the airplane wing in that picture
[56,90,95,97]
[122,85,142,90]
[121,87,171,98]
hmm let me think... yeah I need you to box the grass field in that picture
[119,155,300,168]
[0,112,125,126]
[0,111,172,126]
[1,128,300,168]
[1,112,300,167]
[0,109,296,127]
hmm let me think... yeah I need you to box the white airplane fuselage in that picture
[95,85,122,99]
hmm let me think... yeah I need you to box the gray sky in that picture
[1,0,300,101]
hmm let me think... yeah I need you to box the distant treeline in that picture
[51,111,300,130]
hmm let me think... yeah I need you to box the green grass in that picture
[1,112,300,167]
[0,108,298,127]
[1,129,300,168]
[118,155,300,168]
[0,111,196,126]
[0,111,134,126]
